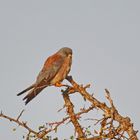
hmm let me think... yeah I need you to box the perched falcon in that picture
[17,47,72,104]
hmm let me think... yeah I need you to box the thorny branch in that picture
[0,111,38,137]
[62,90,86,139]
[0,76,138,140]
[0,103,95,139]
[66,76,138,140]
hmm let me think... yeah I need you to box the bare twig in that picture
[62,89,86,139]
[0,111,38,136]
[0,76,138,140]
[66,76,138,140]
[17,109,25,121]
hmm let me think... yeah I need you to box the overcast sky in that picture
[0,1,139,139]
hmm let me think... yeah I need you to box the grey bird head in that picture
[58,47,72,57]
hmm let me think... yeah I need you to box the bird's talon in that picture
[55,83,66,87]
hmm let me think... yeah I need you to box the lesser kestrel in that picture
[17,47,72,104]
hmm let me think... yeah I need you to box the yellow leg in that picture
[54,82,69,87]
[55,82,64,87]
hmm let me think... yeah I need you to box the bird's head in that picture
[58,47,72,57]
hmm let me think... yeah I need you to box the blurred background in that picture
[0,0,139,139]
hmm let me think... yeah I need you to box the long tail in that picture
[23,85,47,105]
[17,84,35,96]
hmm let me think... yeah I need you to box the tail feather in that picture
[23,86,46,105]
[17,84,35,96]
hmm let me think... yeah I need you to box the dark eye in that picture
[64,51,68,55]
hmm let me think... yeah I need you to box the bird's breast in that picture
[50,55,72,85]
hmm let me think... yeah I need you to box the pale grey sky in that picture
[0,0,139,139]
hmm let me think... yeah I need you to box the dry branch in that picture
[62,89,86,139]
[0,76,138,140]
[66,76,138,140]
